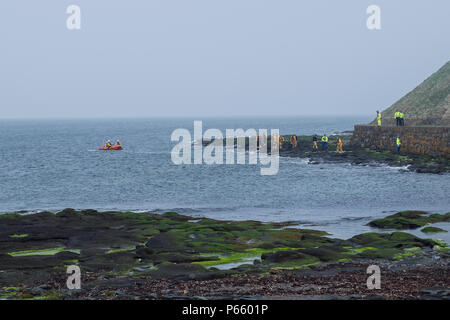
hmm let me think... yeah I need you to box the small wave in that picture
[280,157,309,165]
[340,216,370,222]
[380,164,411,171]
[0,209,51,216]
[152,207,204,214]
[300,222,334,227]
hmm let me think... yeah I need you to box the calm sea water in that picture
[1,117,449,241]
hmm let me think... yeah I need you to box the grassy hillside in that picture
[371,60,450,126]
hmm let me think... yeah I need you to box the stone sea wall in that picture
[350,125,450,158]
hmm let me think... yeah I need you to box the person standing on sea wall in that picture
[396,136,401,152]
[321,134,328,150]
[377,111,382,126]
[395,111,400,126]
[399,112,405,126]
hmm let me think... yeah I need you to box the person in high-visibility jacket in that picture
[399,112,405,126]
[259,133,267,149]
[270,134,279,147]
[396,136,401,153]
[279,135,285,149]
[290,135,298,148]
[321,135,328,150]
[259,134,267,149]
[104,140,112,149]
[377,111,382,126]
[336,137,343,153]
[271,133,278,150]
[395,111,400,126]
[312,135,318,151]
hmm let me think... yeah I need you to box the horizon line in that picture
[0,114,374,121]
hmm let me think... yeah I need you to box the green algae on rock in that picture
[9,234,28,238]
[421,226,448,234]
[367,211,450,230]
[347,231,441,259]
[0,209,448,300]
[8,248,81,257]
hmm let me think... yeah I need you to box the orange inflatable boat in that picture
[99,144,122,150]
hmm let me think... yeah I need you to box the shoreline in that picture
[1,209,448,300]
[207,135,450,174]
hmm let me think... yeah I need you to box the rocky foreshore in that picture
[280,135,450,174]
[205,135,450,174]
[0,209,449,300]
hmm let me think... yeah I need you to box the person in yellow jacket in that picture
[104,140,112,149]
[312,135,318,151]
[395,111,400,126]
[272,133,278,141]
[272,133,279,150]
[321,134,328,150]
[290,135,298,148]
[377,111,382,126]
[396,136,401,153]
[336,137,343,153]
[399,112,405,126]
[279,135,285,149]
[261,133,267,149]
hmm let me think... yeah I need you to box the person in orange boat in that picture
[104,140,112,150]
[111,140,122,150]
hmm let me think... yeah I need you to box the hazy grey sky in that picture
[0,0,449,118]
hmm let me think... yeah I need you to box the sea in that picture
[1,117,449,242]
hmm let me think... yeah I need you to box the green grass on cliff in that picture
[371,60,450,126]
